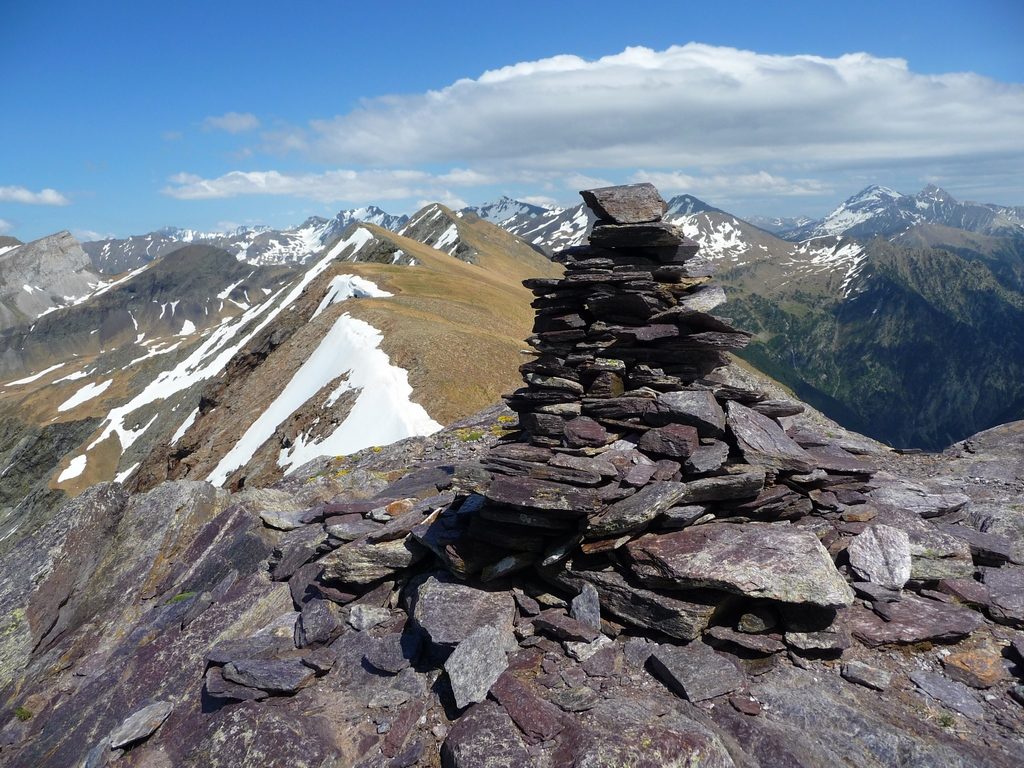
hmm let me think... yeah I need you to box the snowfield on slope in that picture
[87,228,375,457]
[208,274,439,486]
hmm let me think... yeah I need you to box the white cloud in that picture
[0,185,69,205]
[165,44,1024,213]
[163,168,486,203]
[302,43,1023,177]
[0,218,12,234]
[73,229,113,241]
[202,112,261,134]
[630,170,832,198]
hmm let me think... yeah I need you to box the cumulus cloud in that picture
[0,185,69,205]
[630,170,832,198]
[163,168,486,203]
[0,218,12,234]
[168,44,1024,211]
[303,43,1023,175]
[202,111,261,134]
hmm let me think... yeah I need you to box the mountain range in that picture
[1,182,1022,539]
[1,182,1023,766]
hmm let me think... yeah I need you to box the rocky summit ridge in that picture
[1,185,1023,767]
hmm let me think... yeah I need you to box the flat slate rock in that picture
[550,562,717,641]
[440,701,531,768]
[108,701,173,749]
[981,566,1024,627]
[726,401,814,472]
[204,666,270,702]
[870,485,970,518]
[648,642,745,702]
[533,609,600,642]
[847,524,912,589]
[705,625,786,655]
[590,221,690,248]
[222,658,315,694]
[627,522,854,608]
[409,574,515,648]
[489,672,566,743]
[909,670,985,717]
[444,625,512,709]
[319,535,425,584]
[580,182,667,224]
[485,474,603,515]
[841,660,891,691]
[587,481,690,538]
[848,596,983,647]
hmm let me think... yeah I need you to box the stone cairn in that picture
[203,184,910,716]
[413,183,876,645]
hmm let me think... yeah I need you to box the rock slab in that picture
[627,523,854,608]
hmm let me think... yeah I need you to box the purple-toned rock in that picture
[590,221,691,248]
[532,609,601,642]
[485,475,603,515]
[580,182,667,224]
[638,424,699,459]
[270,524,327,581]
[489,672,566,743]
[982,566,1024,627]
[650,390,727,437]
[222,658,315,694]
[564,416,610,448]
[648,642,744,702]
[440,702,531,768]
[705,625,786,655]
[627,523,854,608]
[294,598,344,647]
[409,574,516,649]
[909,670,984,717]
[726,401,814,472]
[849,596,983,647]
[204,666,269,702]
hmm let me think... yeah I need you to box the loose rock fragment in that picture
[108,701,173,749]
[444,625,512,709]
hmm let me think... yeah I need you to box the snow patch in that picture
[58,379,113,412]
[57,454,88,482]
[208,311,440,486]
[171,407,199,444]
[4,363,65,387]
[433,223,460,253]
[115,462,140,484]
[313,274,392,319]
[178,319,197,335]
[86,226,368,456]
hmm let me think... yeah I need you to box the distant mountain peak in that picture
[916,184,956,203]
[460,197,553,225]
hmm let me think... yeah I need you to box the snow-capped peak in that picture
[461,197,554,225]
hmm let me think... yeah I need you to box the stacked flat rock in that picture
[449,182,882,632]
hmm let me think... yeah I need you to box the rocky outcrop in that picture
[0,231,101,332]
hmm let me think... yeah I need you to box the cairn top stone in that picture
[580,182,668,224]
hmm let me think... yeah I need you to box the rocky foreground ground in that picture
[0,391,1020,768]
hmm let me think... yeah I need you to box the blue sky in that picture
[2,0,1023,241]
